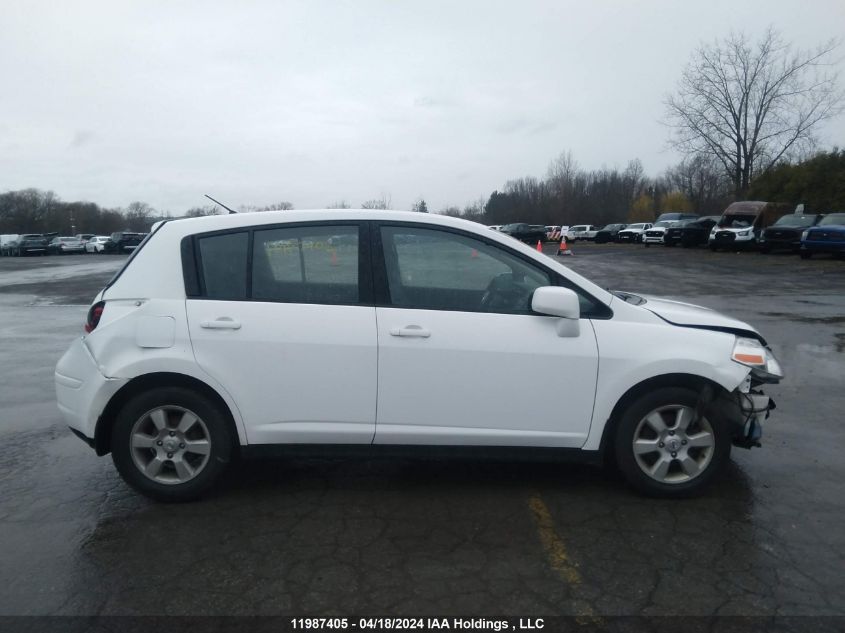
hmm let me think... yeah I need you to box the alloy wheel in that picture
[129,405,211,485]
[631,404,715,484]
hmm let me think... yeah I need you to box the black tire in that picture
[111,387,233,501]
[614,386,731,498]
[800,251,811,260]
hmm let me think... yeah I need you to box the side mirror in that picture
[532,287,581,337]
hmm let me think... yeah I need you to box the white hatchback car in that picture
[55,211,781,501]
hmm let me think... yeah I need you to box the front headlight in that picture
[732,337,784,382]
[738,229,751,237]
[710,226,718,235]
[801,230,809,240]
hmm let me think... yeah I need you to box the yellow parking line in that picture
[528,493,599,620]
[528,494,582,584]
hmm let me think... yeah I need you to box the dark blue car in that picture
[800,212,845,259]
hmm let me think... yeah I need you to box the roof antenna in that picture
[204,194,237,214]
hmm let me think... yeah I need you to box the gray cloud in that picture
[0,0,843,213]
[70,130,96,149]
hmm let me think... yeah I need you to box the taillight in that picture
[85,301,105,333]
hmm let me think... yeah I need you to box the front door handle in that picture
[389,325,431,338]
[200,317,242,330]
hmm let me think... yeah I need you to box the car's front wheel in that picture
[614,387,730,497]
[111,387,233,501]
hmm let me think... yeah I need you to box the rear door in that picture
[185,222,377,444]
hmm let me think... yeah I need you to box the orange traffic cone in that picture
[536,240,543,252]
[556,236,573,256]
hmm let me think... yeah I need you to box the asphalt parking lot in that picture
[0,246,843,619]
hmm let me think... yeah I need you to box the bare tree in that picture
[411,198,429,213]
[664,155,732,214]
[665,28,842,195]
[361,193,391,210]
[125,201,154,231]
[326,200,350,209]
[184,206,220,217]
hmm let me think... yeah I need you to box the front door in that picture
[373,224,599,448]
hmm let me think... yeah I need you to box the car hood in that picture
[639,295,764,343]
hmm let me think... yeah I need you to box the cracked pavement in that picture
[0,247,843,616]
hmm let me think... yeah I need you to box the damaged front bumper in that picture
[713,379,776,449]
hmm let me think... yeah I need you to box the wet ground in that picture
[0,247,843,618]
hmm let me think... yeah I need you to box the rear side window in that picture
[198,232,248,300]
[252,226,359,304]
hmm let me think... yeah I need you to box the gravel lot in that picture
[0,246,843,619]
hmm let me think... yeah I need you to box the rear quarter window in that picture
[197,232,249,300]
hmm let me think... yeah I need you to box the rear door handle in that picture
[200,317,241,330]
[389,325,431,338]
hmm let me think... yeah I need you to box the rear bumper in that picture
[55,337,127,448]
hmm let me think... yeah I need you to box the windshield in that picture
[719,214,756,228]
[603,224,624,230]
[819,214,845,226]
[653,221,675,228]
[774,215,816,227]
[627,224,647,230]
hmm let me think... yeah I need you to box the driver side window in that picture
[379,226,550,314]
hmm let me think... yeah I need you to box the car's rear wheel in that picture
[111,387,232,501]
[614,387,730,497]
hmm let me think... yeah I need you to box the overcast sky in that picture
[1,0,843,214]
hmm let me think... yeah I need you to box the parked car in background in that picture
[709,201,788,252]
[75,233,96,242]
[500,223,548,244]
[617,223,653,243]
[545,225,563,240]
[664,217,720,247]
[48,236,86,255]
[799,212,845,259]
[487,225,503,232]
[55,210,781,501]
[566,225,599,241]
[5,233,50,256]
[0,234,21,256]
[105,231,146,254]
[643,213,699,246]
[759,214,823,254]
[85,236,112,253]
[593,224,627,243]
